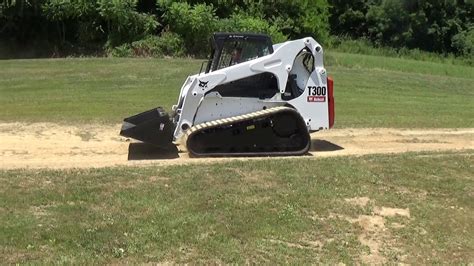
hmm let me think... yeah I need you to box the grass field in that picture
[1,152,472,264]
[1,52,473,127]
[1,52,473,263]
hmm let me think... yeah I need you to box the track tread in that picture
[185,106,311,157]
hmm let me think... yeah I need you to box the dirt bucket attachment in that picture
[120,107,175,148]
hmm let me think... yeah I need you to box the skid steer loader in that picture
[120,33,334,157]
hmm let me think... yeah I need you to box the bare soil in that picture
[343,197,412,264]
[1,123,472,169]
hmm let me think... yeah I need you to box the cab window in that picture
[216,40,271,70]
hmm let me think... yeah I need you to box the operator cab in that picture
[205,33,274,73]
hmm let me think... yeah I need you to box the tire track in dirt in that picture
[0,123,472,169]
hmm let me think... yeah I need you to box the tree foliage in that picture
[0,0,472,58]
[158,1,217,56]
[329,0,473,56]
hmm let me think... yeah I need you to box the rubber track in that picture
[184,106,311,157]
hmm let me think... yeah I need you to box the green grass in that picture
[1,151,472,264]
[0,53,473,127]
[330,38,473,66]
[0,58,198,124]
[326,52,474,127]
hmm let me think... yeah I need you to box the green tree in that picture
[218,13,287,43]
[452,25,474,57]
[158,1,218,56]
[328,0,375,37]
[98,0,158,47]
[225,0,330,42]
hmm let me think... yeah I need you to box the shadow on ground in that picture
[128,143,179,160]
[127,139,344,160]
[310,139,344,152]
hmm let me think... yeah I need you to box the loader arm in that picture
[174,36,326,140]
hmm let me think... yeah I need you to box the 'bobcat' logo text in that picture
[198,80,209,88]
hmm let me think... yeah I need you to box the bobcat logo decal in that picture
[198,80,209,88]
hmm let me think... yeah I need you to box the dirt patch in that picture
[30,206,50,217]
[374,207,410,218]
[265,238,322,251]
[1,123,472,169]
[341,197,412,264]
[345,197,371,208]
[351,215,387,264]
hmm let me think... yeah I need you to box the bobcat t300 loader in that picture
[120,33,334,157]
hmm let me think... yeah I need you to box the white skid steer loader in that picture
[120,33,335,157]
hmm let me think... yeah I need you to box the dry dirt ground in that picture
[1,122,472,169]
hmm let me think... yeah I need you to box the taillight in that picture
[327,76,335,128]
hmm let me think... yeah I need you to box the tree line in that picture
[0,0,472,58]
